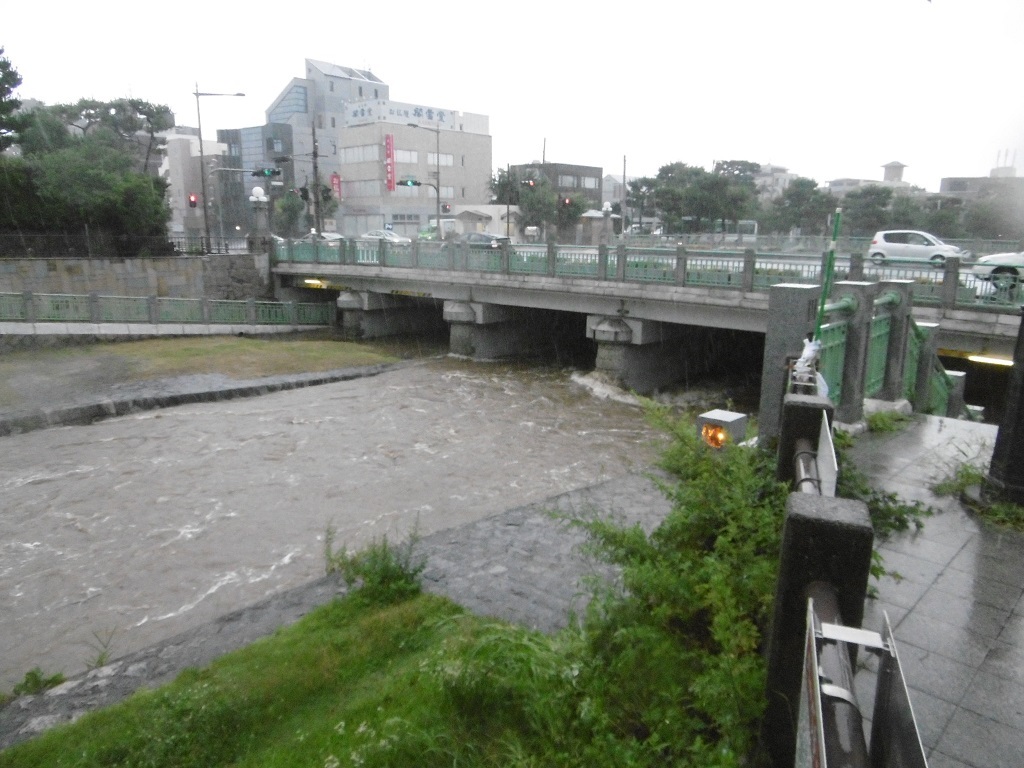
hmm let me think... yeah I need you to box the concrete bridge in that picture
[272,241,1021,393]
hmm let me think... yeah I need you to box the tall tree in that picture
[842,186,893,236]
[626,177,657,231]
[0,47,24,152]
[760,178,835,235]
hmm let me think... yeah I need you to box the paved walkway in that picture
[848,415,1024,768]
[1,381,1021,767]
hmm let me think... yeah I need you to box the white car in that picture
[971,251,1024,288]
[867,230,969,267]
[361,229,412,244]
[296,231,343,247]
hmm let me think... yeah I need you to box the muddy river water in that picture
[0,358,670,689]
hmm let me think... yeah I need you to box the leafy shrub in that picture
[12,667,65,696]
[324,525,426,605]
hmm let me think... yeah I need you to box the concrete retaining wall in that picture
[0,253,271,300]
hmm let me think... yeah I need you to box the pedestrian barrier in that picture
[0,292,333,327]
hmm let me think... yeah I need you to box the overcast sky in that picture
[6,0,1022,192]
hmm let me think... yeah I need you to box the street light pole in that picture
[408,122,442,239]
[193,85,245,253]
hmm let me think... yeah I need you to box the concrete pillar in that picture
[757,284,823,447]
[878,280,914,402]
[337,290,443,340]
[832,281,879,425]
[444,301,549,360]
[988,311,1024,503]
[941,257,963,309]
[764,492,873,768]
[776,394,835,486]
[945,370,967,418]
[586,315,685,395]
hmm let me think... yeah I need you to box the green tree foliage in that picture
[626,176,657,230]
[0,59,174,238]
[275,189,305,237]
[0,47,24,152]
[30,135,169,235]
[840,186,893,236]
[760,177,836,235]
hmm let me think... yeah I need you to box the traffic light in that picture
[520,179,536,187]
[396,179,421,187]
[562,197,572,207]
[251,168,282,177]
[441,203,451,214]
[188,193,198,208]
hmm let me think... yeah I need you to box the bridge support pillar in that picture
[444,301,550,360]
[586,316,685,395]
[336,290,443,339]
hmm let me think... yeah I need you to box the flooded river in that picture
[0,358,669,689]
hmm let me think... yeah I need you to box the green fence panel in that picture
[865,314,891,398]
[904,323,923,402]
[384,246,417,268]
[34,293,92,322]
[208,300,248,324]
[0,293,26,321]
[296,302,332,325]
[929,362,953,415]
[98,295,149,323]
[466,250,502,272]
[625,257,675,283]
[509,251,549,274]
[158,298,204,323]
[255,302,290,324]
[817,321,847,404]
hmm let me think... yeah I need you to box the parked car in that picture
[867,230,969,267]
[972,250,1024,289]
[296,231,343,247]
[361,229,412,244]
[444,232,512,250]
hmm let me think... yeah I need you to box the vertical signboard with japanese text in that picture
[330,173,342,202]
[385,134,395,192]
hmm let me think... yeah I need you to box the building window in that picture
[428,152,454,167]
[582,176,598,189]
[331,117,336,128]
[394,149,418,164]
[558,175,578,187]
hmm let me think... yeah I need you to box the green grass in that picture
[933,460,1024,532]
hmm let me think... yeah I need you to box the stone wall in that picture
[0,253,271,300]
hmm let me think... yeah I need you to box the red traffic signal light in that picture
[562,197,572,206]
[188,193,198,208]
[520,179,535,187]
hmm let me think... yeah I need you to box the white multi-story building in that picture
[259,59,494,238]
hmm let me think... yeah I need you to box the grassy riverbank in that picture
[0,333,446,413]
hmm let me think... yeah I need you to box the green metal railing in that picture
[865,314,891,398]
[0,293,332,327]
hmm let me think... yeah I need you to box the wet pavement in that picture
[0,371,1022,767]
[848,416,1024,768]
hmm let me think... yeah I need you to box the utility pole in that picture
[311,124,323,235]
